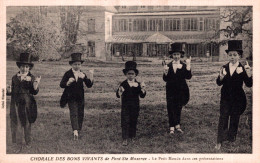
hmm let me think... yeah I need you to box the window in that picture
[149,19,163,31]
[133,19,147,31]
[204,18,218,31]
[88,19,95,32]
[187,44,198,57]
[164,18,181,31]
[128,19,132,31]
[121,6,126,9]
[119,19,127,32]
[199,17,204,31]
[183,18,197,31]
[140,6,145,8]
[113,19,127,32]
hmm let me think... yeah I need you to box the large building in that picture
[9,6,248,61]
[106,6,221,60]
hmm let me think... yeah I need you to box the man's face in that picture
[71,62,82,71]
[171,52,181,62]
[126,70,136,81]
[19,64,30,74]
[228,51,240,64]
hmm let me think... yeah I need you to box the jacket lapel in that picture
[168,62,174,74]
[69,69,77,81]
[231,62,243,79]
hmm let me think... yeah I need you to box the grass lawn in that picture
[5,60,252,154]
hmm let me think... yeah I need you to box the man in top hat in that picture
[116,61,146,146]
[60,53,94,140]
[163,42,192,134]
[215,40,252,150]
[7,52,41,152]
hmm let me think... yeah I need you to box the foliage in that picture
[207,7,252,59]
[7,7,64,61]
[60,6,84,58]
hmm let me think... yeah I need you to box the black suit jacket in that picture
[60,69,93,107]
[163,61,192,106]
[8,72,39,126]
[116,80,146,109]
[216,62,252,115]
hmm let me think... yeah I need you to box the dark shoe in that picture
[130,137,136,143]
[228,136,236,142]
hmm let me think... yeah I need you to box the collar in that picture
[172,60,180,64]
[72,69,81,74]
[127,79,136,83]
[17,72,29,76]
[229,61,239,67]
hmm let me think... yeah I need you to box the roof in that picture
[106,33,173,43]
[146,32,173,43]
[106,35,149,43]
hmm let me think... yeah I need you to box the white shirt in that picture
[17,72,29,80]
[72,69,80,81]
[229,61,239,76]
[127,79,138,87]
[172,60,180,73]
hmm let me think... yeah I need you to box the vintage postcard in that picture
[0,0,259,162]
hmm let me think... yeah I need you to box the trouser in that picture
[217,114,240,143]
[11,101,32,145]
[121,105,139,139]
[11,119,31,145]
[167,100,182,127]
[68,100,84,131]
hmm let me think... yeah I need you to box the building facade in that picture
[106,6,221,60]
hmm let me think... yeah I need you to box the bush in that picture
[7,7,64,61]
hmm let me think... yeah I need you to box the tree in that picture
[219,6,252,59]
[7,7,64,61]
[60,6,83,58]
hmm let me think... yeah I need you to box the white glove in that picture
[118,86,124,96]
[141,81,146,89]
[67,77,75,86]
[78,72,86,79]
[164,65,169,74]
[7,84,12,94]
[222,68,227,76]
[35,76,41,83]
[89,69,94,81]
[244,61,252,77]
[186,56,191,70]
[219,67,226,80]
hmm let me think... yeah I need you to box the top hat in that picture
[169,43,185,58]
[225,40,243,55]
[16,53,34,68]
[69,53,84,64]
[122,61,139,75]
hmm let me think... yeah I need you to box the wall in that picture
[78,11,106,60]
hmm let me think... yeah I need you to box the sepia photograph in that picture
[1,0,260,162]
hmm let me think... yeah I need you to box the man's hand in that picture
[244,61,252,77]
[67,77,75,86]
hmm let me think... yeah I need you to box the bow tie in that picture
[17,73,29,81]
[128,80,138,87]
[73,71,81,74]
